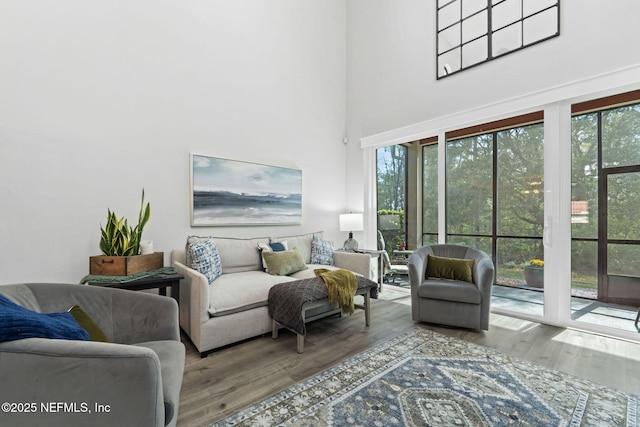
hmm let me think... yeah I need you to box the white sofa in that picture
[171,232,372,356]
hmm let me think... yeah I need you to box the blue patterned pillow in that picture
[187,238,222,284]
[311,235,334,265]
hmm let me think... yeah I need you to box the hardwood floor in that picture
[177,288,640,427]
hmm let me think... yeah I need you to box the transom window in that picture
[437,0,560,78]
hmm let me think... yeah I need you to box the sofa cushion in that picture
[187,238,223,284]
[272,231,323,264]
[262,248,308,276]
[310,235,334,265]
[207,271,296,316]
[418,279,482,304]
[187,236,268,274]
[289,264,343,280]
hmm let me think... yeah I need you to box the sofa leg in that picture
[272,319,279,339]
[199,349,214,358]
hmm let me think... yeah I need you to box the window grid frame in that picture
[436,0,560,78]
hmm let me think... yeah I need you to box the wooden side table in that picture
[84,271,184,303]
[392,249,414,262]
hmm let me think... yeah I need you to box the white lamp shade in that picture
[339,213,364,232]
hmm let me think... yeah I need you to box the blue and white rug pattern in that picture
[211,328,638,426]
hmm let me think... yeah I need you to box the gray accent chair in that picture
[408,244,495,330]
[0,283,185,427]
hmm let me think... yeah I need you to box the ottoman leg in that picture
[297,334,304,353]
[364,291,371,326]
[272,319,279,339]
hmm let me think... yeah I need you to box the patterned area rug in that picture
[210,328,638,426]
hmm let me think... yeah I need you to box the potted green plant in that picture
[523,259,544,288]
[90,190,162,276]
[99,189,150,256]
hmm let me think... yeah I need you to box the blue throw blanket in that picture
[0,294,89,342]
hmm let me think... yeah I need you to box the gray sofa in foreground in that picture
[0,283,185,427]
[172,231,373,356]
[408,244,495,330]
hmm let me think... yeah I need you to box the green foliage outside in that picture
[572,106,640,278]
[446,125,545,268]
[376,209,405,258]
[376,145,406,212]
[377,146,408,260]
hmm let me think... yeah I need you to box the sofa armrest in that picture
[171,260,210,345]
[0,338,165,427]
[333,251,371,278]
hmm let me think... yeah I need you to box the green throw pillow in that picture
[426,254,474,283]
[262,248,308,276]
[68,305,110,342]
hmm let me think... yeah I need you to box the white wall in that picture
[347,0,640,139]
[346,0,640,247]
[0,1,348,284]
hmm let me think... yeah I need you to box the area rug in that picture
[210,328,638,426]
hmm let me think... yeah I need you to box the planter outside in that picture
[523,265,544,288]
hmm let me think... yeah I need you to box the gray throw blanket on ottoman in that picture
[268,275,379,336]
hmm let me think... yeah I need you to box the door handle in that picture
[543,217,551,248]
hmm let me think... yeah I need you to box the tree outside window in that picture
[377,145,407,255]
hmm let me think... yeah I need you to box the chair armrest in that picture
[333,251,371,278]
[0,338,165,427]
[474,255,495,296]
[408,247,428,290]
[408,247,429,320]
[110,290,180,344]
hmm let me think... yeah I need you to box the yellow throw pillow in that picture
[68,305,110,342]
[426,254,474,283]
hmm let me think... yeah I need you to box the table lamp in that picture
[339,213,363,251]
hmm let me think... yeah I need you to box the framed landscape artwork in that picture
[190,154,302,226]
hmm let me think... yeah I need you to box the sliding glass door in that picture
[446,121,545,315]
[572,102,640,307]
